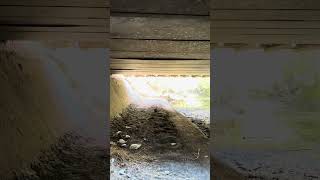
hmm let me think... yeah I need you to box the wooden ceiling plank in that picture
[111,15,209,40]
[0,0,110,7]
[0,7,109,18]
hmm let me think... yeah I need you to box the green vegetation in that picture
[194,78,210,109]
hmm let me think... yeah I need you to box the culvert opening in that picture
[110,74,210,179]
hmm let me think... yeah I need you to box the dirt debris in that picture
[12,132,108,180]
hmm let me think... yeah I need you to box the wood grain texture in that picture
[0,0,110,7]
[211,0,320,10]
[0,1,110,46]
[111,0,209,15]
[111,15,209,40]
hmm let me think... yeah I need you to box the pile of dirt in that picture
[12,132,108,180]
[111,105,182,153]
[189,118,210,138]
[111,105,209,160]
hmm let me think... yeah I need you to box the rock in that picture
[129,144,142,150]
[125,135,131,139]
[111,158,115,163]
[110,141,116,145]
[121,144,127,147]
[115,131,122,136]
[170,143,177,146]
[125,126,131,129]
[118,139,126,144]
[119,169,126,176]
[143,138,147,141]
[163,170,170,175]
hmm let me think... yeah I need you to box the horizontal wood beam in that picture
[111,0,209,15]
[0,7,109,18]
[211,10,320,21]
[211,0,320,10]
[0,0,110,7]
[111,15,209,40]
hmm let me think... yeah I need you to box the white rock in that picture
[121,144,127,147]
[111,158,115,163]
[119,169,126,175]
[129,144,142,150]
[115,131,122,135]
[163,171,170,175]
[125,135,131,139]
[125,126,131,129]
[110,141,116,145]
[118,139,126,144]
[170,143,177,146]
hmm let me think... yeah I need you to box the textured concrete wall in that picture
[0,41,108,178]
[110,76,131,118]
[212,48,320,150]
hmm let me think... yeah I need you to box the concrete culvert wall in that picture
[0,42,108,179]
[110,76,131,118]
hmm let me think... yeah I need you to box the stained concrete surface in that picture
[0,41,108,179]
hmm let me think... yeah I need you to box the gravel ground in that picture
[12,132,108,180]
[111,158,209,180]
[213,149,320,180]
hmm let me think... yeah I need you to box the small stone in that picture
[129,144,142,150]
[163,171,170,175]
[110,141,116,145]
[111,158,115,163]
[143,138,147,141]
[204,155,209,158]
[125,135,131,139]
[121,144,127,147]
[170,143,177,146]
[118,139,126,144]
[115,131,122,135]
[125,126,131,129]
[119,169,126,175]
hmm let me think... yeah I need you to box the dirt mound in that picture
[111,105,209,160]
[13,132,108,180]
[111,105,181,152]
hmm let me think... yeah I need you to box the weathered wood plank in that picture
[0,0,110,7]
[212,28,320,35]
[111,69,210,75]
[111,59,210,65]
[111,0,209,15]
[0,26,108,32]
[111,51,209,60]
[212,21,320,29]
[211,10,320,20]
[211,0,320,10]
[0,7,109,18]
[0,32,109,40]
[0,17,108,26]
[111,63,209,69]
[110,39,209,53]
[111,15,209,40]
[42,40,109,48]
[211,34,320,44]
